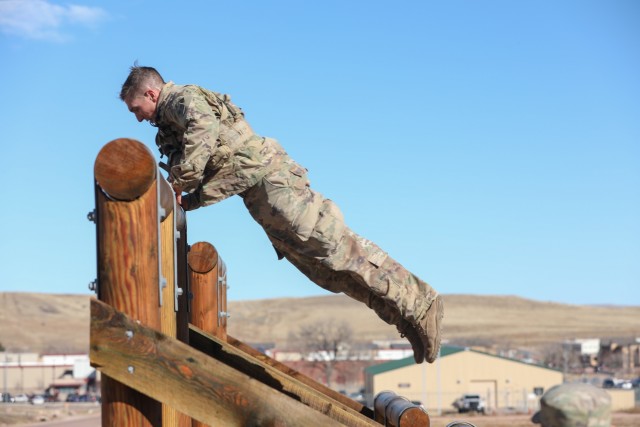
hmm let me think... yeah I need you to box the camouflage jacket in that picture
[154,82,286,210]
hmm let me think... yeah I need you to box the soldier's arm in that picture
[167,91,221,193]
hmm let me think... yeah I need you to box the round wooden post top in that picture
[94,138,157,200]
[187,242,219,273]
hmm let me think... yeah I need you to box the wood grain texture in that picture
[188,326,378,427]
[94,138,157,201]
[187,242,218,273]
[95,179,162,426]
[91,299,344,427]
[189,241,227,345]
[225,335,375,419]
[374,392,430,427]
[160,210,191,427]
[189,241,223,427]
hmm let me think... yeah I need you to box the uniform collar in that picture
[154,81,175,124]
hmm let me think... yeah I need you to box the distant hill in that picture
[1,292,639,355]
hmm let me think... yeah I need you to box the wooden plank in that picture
[225,334,375,419]
[91,299,344,427]
[189,326,378,426]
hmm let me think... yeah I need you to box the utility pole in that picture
[3,352,7,398]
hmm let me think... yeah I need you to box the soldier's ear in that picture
[145,89,159,103]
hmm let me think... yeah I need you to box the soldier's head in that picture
[120,65,165,123]
[531,383,611,427]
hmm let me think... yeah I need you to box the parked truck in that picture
[452,393,486,414]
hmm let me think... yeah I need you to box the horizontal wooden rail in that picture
[225,335,375,419]
[90,298,344,427]
[189,326,378,427]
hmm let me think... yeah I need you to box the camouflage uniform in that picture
[154,82,442,362]
[532,383,611,427]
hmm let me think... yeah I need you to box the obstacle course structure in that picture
[89,138,431,426]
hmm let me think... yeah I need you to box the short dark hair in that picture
[120,65,165,101]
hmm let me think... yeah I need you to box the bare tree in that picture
[288,319,353,388]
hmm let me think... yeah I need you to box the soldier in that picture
[531,383,612,427]
[120,65,443,363]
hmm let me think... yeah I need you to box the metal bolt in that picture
[88,280,97,292]
[176,287,184,296]
[125,330,134,340]
[219,311,231,319]
[127,366,135,374]
[87,210,96,223]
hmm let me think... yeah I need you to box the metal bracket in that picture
[88,279,98,295]
[156,167,166,307]
[173,194,183,312]
[217,256,227,326]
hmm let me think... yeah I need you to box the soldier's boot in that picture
[414,294,444,363]
[319,230,444,363]
[396,319,425,363]
[361,291,426,364]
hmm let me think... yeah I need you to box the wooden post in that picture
[188,241,226,427]
[94,138,165,427]
[159,184,191,427]
[188,241,227,340]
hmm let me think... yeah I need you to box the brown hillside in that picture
[1,292,638,355]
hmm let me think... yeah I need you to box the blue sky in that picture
[0,0,638,306]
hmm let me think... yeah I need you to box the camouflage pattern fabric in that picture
[532,383,611,427]
[243,163,437,331]
[154,83,286,207]
[153,82,439,353]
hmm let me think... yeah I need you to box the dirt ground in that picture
[0,403,99,426]
[429,411,640,427]
[2,405,640,426]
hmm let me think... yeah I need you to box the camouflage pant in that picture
[242,160,437,327]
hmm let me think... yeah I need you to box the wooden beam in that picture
[91,299,344,427]
[225,335,375,419]
[188,326,379,426]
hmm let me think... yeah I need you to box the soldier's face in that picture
[125,91,157,123]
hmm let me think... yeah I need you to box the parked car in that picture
[603,377,634,389]
[30,395,45,405]
[1,392,13,403]
[66,393,81,402]
[13,394,29,403]
[602,378,615,388]
[452,394,486,414]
